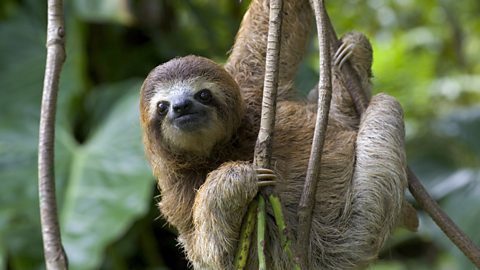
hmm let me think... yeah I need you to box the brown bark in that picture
[297,0,332,268]
[38,0,68,269]
[253,0,283,169]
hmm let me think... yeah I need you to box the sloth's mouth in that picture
[173,112,205,131]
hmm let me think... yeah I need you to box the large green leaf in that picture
[60,81,153,270]
[0,3,153,269]
[0,5,57,269]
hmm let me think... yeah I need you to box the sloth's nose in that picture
[172,99,193,115]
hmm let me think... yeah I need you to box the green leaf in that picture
[0,4,153,269]
[0,6,53,269]
[0,3,89,268]
[60,81,153,270]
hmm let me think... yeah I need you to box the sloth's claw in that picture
[334,42,354,69]
[257,180,276,187]
[256,168,276,187]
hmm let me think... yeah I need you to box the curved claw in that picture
[258,180,276,187]
[256,168,276,187]
[256,168,275,175]
[334,42,354,69]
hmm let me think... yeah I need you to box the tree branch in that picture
[38,0,68,269]
[235,0,285,268]
[321,3,480,267]
[236,1,301,268]
[253,0,283,168]
[254,1,300,266]
[296,0,332,268]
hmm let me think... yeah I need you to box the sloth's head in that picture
[140,55,244,156]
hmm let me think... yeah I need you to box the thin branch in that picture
[236,1,303,268]
[253,0,283,168]
[296,0,332,268]
[253,1,302,267]
[235,0,284,267]
[321,3,480,267]
[38,0,68,269]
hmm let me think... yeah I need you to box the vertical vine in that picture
[236,0,302,268]
[38,0,68,269]
[296,0,332,268]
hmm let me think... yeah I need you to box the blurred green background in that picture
[1,0,479,269]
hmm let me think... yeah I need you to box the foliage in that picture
[0,1,153,269]
[0,0,479,269]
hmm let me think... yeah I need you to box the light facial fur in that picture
[148,78,228,155]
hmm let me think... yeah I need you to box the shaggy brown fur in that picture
[140,0,412,269]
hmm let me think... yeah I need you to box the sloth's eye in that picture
[157,101,169,115]
[195,89,213,104]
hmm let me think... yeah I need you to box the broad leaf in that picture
[60,81,153,270]
[0,6,59,269]
[0,4,153,269]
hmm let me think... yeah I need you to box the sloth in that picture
[140,0,415,269]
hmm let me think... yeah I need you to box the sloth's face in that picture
[141,56,244,156]
[148,78,227,155]
[151,78,221,132]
